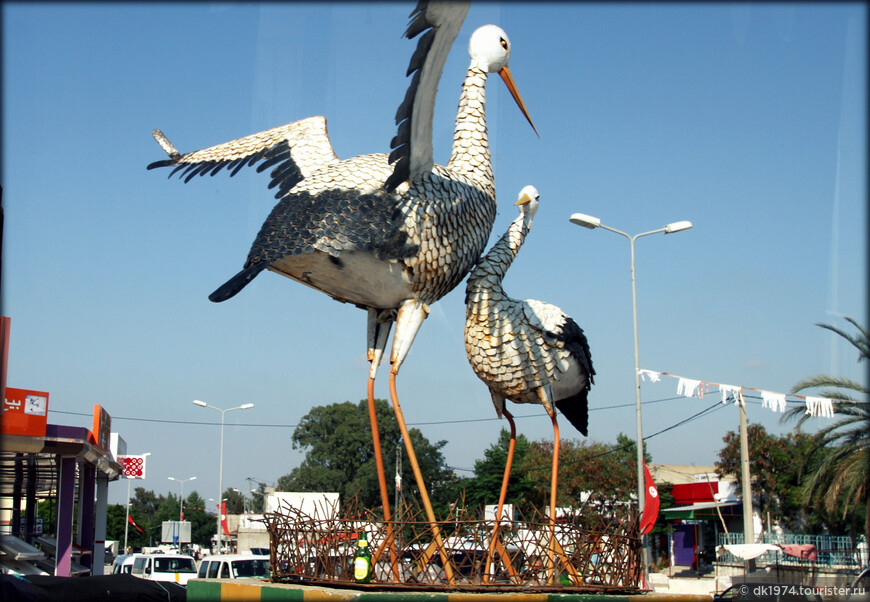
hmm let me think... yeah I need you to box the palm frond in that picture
[786,317,868,533]
[790,377,866,396]
[816,316,870,361]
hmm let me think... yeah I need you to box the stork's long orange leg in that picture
[389,371,455,584]
[548,410,560,585]
[366,310,399,580]
[484,408,516,584]
[366,377,399,580]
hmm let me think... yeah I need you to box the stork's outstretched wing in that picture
[385,0,469,192]
[147,116,339,199]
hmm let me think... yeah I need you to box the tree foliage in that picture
[461,428,533,511]
[277,399,460,517]
[780,316,869,542]
[517,434,639,511]
[224,487,246,514]
[715,424,821,532]
[104,487,217,550]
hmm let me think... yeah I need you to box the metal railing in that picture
[718,532,861,567]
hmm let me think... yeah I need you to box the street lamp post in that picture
[569,213,692,574]
[168,476,196,551]
[168,476,197,521]
[124,451,151,553]
[193,400,254,554]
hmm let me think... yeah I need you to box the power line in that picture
[47,394,691,429]
[449,398,728,474]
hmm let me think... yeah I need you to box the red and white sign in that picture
[118,455,147,479]
[2,388,50,437]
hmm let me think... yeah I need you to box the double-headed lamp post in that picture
[193,400,254,553]
[569,213,692,569]
[168,476,197,521]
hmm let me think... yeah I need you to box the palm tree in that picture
[781,316,868,553]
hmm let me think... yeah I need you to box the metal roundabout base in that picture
[260,496,643,594]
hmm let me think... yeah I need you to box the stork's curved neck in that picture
[447,66,493,197]
[467,215,529,295]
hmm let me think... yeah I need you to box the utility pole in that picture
[394,442,403,522]
[738,388,754,544]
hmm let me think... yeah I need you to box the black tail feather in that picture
[208,264,265,302]
[555,389,589,437]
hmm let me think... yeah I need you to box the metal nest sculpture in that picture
[260,494,641,592]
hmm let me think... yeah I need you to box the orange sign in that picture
[2,388,50,437]
[91,404,111,451]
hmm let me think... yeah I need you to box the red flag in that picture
[128,514,144,534]
[639,462,660,535]
[220,502,231,538]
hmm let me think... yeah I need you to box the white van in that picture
[131,553,198,585]
[111,553,142,574]
[196,554,270,580]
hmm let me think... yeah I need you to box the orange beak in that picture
[499,66,539,138]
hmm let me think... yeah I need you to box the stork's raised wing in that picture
[385,0,469,192]
[147,116,339,199]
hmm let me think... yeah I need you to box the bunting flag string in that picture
[638,369,838,418]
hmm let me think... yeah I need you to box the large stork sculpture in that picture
[464,186,595,584]
[148,1,536,578]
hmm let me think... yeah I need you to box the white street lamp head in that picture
[664,220,693,234]
[239,403,254,410]
[193,400,207,407]
[569,212,601,229]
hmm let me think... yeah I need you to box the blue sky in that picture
[2,2,866,508]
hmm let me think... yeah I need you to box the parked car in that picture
[130,553,197,585]
[196,554,270,580]
[846,568,870,601]
[714,582,823,601]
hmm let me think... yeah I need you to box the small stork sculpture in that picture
[464,185,595,584]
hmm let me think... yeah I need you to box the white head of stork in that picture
[148,3,538,577]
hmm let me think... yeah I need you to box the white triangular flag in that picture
[638,369,661,383]
[719,384,744,406]
[820,397,834,418]
[677,377,704,398]
[760,390,786,413]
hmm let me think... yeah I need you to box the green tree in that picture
[781,316,869,544]
[715,424,820,531]
[278,399,458,517]
[106,503,128,545]
[517,435,637,513]
[462,428,533,511]
[249,483,267,513]
[184,491,217,546]
[224,487,245,514]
